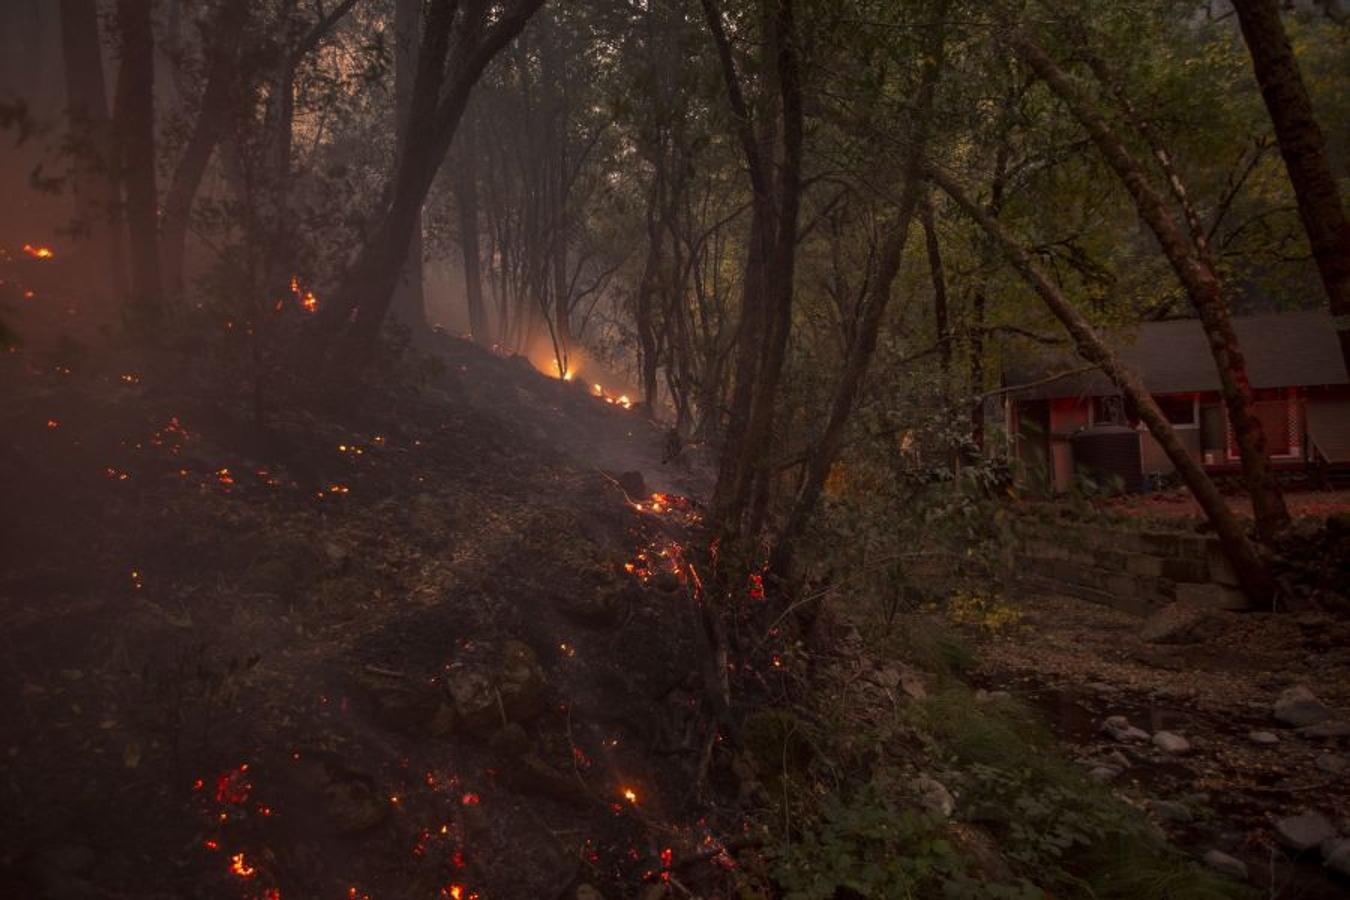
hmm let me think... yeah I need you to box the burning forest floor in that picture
[0,329,728,899]
[4,304,1348,900]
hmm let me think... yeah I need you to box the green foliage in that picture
[768,784,961,900]
[769,781,1049,900]
[907,688,1252,898]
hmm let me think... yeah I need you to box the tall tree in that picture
[113,0,163,325]
[58,0,128,312]
[1229,0,1350,373]
[771,0,949,583]
[389,0,427,334]
[159,1,248,306]
[700,0,805,543]
[316,0,546,373]
[455,103,489,345]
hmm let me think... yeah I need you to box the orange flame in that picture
[229,852,256,878]
[290,275,320,313]
[22,243,54,260]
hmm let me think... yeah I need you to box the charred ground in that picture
[0,330,728,899]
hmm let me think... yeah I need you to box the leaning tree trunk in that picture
[1230,0,1350,374]
[58,0,128,315]
[113,0,162,328]
[929,162,1274,605]
[1009,28,1292,542]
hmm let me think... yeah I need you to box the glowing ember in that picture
[460,792,480,806]
[130,569,143,590]
[120,372,141,385]
[328,484,350,494]
[289,275,320,313]
[22,243,54,260]
[215,764,251,804]
[216,468,235,486]
[617,395,632,409]
[621,787,638,804]
[46,418,59,429]
[229,852,256,878]
[562,370,574,381]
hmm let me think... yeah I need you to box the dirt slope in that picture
[0,333,725,899]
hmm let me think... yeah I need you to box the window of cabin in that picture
[1090,395,1138,426]
[1154,394,1197,427]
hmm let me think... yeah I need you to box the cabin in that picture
[1002,311,1350,494]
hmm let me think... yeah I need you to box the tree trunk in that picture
[58,0,128,313]
[1009,28,1292,542]
[770,0,947,580]
[1230,0,1350,373]
[160,3,246,306]
[700,0,803,543]
[113,0,163,327]
[928,162,1274,605]
[389,0,426,334]
[455,106,489,345]
[636,178,664,410]
[920,191,951,393]
[318,0,545,372]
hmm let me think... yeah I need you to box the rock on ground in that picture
[1202,849,1248,880]
[1297,719,1350,738]
[1149,799,1193,823]
[1273,811,1336,852]
[1102,715,1150,742]
[1152,731,1190,754]
[914,775,955,819]
[1324,838,1350,878]
[1248,730,1279,745]
[1139,601,1227,645]
[1272,685,1332,728]
[1316,754,1348,776]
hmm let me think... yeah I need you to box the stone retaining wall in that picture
[1014,519,1246,615]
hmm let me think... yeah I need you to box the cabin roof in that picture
[1005,310,1349,400]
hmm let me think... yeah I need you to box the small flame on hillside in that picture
[289,275,319,313]
[22,243,54,260]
